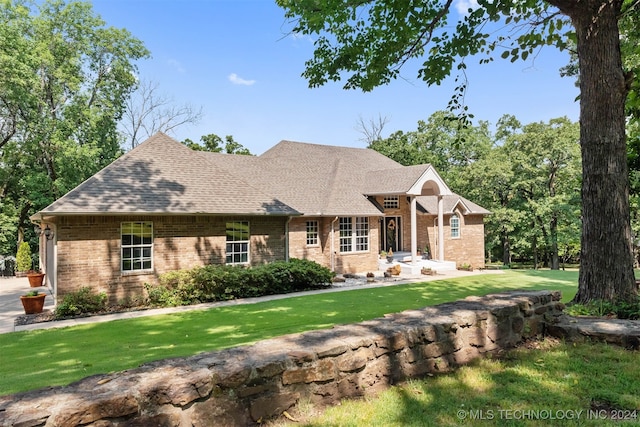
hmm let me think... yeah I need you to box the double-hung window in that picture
[121,221,153,272]
[450,214,460,238]
[306,220,319,246]
[226,221,250,264]
[339,217,369,253]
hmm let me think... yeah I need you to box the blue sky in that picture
[92,0,580,155]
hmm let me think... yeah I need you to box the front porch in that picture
[378,251,457,275]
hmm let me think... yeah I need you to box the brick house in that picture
[31,133,489,303]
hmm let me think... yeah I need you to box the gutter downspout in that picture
[330,217,338,272]
[285,216,293,262]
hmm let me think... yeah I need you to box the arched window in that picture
[450,214,460,238]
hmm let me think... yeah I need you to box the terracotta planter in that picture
[26,272,45,287]
[20,293,46,314]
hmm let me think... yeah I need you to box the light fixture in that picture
[43,225,54,240]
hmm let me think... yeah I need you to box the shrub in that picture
[16,242,32,272]
[565,298,640,320]
[0,255,16,276]
[55,287,108,319]
[613,299,640,320]
[145,259,333,308]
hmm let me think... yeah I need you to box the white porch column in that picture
[410,196,417,265]
[438,195,445,261]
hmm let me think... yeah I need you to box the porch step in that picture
[377,258,457,275]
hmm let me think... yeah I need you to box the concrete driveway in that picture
[0,277,54,333]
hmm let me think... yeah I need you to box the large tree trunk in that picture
[550,213,559,270]
[501,225,511,265]
[554,0,637,302]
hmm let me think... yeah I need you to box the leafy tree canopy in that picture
[0,0,149,256]
[182,134,252,155]
[278,0,638,303]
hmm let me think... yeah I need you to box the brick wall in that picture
[54,215,287,303]
[52,208,485,304]
[444,214,485,269]
[289,217,380,274]
[374,197,486,268]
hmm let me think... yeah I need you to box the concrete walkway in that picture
[0,270,505,334]
[0,277,55,334]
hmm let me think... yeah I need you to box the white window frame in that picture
[121,221,153,273]
[339,217,369,253]
[450,214,460,239]
[306,220,319,246]
[226,221,250,265]
[383,196,399,209]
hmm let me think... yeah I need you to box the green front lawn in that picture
[0,270,578,396]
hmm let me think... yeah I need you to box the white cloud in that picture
[228,73,256,86]
[454,0,479,15]
[167,59,186,74]
[291,31,313,43]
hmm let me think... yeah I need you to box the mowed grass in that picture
[0,270,577,396]
[271,339,640,427]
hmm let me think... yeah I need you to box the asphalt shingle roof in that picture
[36,133,490,218]
[38,133,298,216]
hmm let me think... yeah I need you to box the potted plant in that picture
[421,267,434,275]
[366,272,375,282]
[458,263,473,271]
[15,241,32,278]
[26,270,45,287]
[386,248,394,264]
[422,246,430,260]
[20,290,46,314]
[379,250,387,259]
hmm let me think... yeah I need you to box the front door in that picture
[383,216,402,253]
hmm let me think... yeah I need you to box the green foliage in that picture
[369,110,581,267]
[0,206,18,257]
[566,297,640,320]
[277,0,570,122]
[145,259,334,307]
[182,134,252,155]
[15,241,32,272]
[279,0,637,302]
[0,0,148,254]
[23,290,40,297]
[54,287,108,319]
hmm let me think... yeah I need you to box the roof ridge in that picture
[198,150,298,214]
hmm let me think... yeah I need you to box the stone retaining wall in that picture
[0,290,564,427]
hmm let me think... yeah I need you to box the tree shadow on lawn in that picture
[0,270,578,396]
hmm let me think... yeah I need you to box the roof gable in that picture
[362,164,453,196]
[416,195,491,215]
